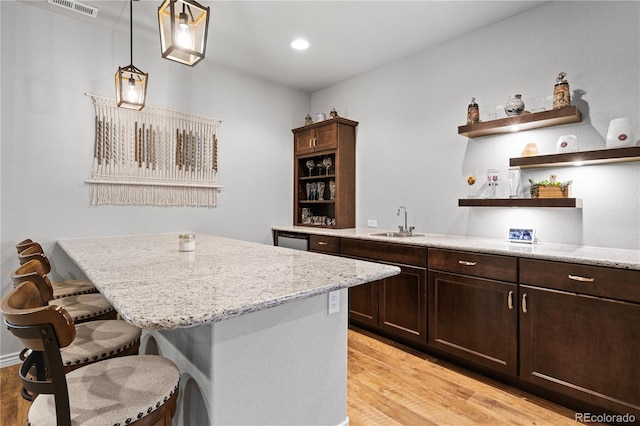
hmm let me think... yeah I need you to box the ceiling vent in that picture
[47,0,99,18]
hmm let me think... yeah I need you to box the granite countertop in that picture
[57,233,400,330]
[272,226,640,270]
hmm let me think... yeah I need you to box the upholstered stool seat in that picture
[60,319,141,371]
[27,355,179,426]
[51,293,116,323]
[2,281,180,425]
[17,242,97,299]
[49,279,96,300]
[11,260,116,323]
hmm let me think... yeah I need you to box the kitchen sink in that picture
[369,232,425,238]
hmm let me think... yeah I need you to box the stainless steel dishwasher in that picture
[274,231,309,251]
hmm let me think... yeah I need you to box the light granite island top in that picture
[58,233,400,330]
[58,233,400,426]
[272,226,640,270]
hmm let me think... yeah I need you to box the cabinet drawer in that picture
[428,248,517,282]
[309,235,341,255]
[341,238,426,267]
[520,258,640,303]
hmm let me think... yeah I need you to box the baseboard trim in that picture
[337,416,349,426]
[0,352,21,368]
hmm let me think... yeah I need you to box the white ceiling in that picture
[19,0,549,92]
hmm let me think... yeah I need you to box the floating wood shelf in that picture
[458,106,582,138]
[458,198,583,208]
[510,146,640,169]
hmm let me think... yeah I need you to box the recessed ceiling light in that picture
[290,39,310,50]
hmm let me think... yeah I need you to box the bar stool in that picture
[11,260,116,323]
[6,280,142,401]
[15,238,36,253]
[1,281,180,426]
[16,240,97,299]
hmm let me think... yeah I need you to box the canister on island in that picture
[179,234,196,252]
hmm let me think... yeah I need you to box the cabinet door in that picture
[379,264,427,344]
[428,271,518,375]
[294,128,315,155]
[313,124,337,151]
[520,285,640,418]
[349,281,379,328]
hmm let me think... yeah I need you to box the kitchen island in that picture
[57,233,400,426]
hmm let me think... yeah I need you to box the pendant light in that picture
[158,0,210,67]
[115,0,148,110]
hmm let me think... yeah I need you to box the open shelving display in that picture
[510,146,640,169]
[458,106,582,138]
[458,198,583,208]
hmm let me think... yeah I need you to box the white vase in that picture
[505,94,525,116]
[606,118,634,148]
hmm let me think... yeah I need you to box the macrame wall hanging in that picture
[86,94,222,207]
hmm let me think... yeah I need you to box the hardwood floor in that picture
[1,364,28,426]
[347,327,598,426]
[1,328,599,425]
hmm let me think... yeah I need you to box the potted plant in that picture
[529,175,573,198]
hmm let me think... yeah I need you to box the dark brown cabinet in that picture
[271,229,640,418]
[428,248,518,375]
[309,235,340,255]
[342,238,427,344]
[379,263,427,344]
[293,123,337,155]
[349,278,379,328]
[519,259,640,418]
[292,118,357,229]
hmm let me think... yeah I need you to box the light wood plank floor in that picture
[347,328,600,426]
[1,329,600,425]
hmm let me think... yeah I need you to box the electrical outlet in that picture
[367,219,377,227]
[328,290,340,314]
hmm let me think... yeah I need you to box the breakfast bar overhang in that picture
[57,233,400,426]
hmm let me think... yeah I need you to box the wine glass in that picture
[329,180,336,200]
[322,157,333,175]
[316,162,324,176]
[466,171,477,198]
[306,160,314,177]
[317,182,325,200]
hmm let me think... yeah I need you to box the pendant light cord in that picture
[129,0,133,65]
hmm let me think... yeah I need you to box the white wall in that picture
[311,1,640,250]
[2,1,639,361]
[1,2,307,359]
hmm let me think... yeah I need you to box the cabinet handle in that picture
[508,291,513,310]
[458,260,477,266]
[309,138,313,148]
[317,241,328,246]
[568,274,595,283]
[313,137,318,147]
[521,293,528,313]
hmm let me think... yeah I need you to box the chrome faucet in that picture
[397,206,414,234]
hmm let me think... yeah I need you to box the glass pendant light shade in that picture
[158,0,210,66]
[115,0,148,110]
[115,65,148,111]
